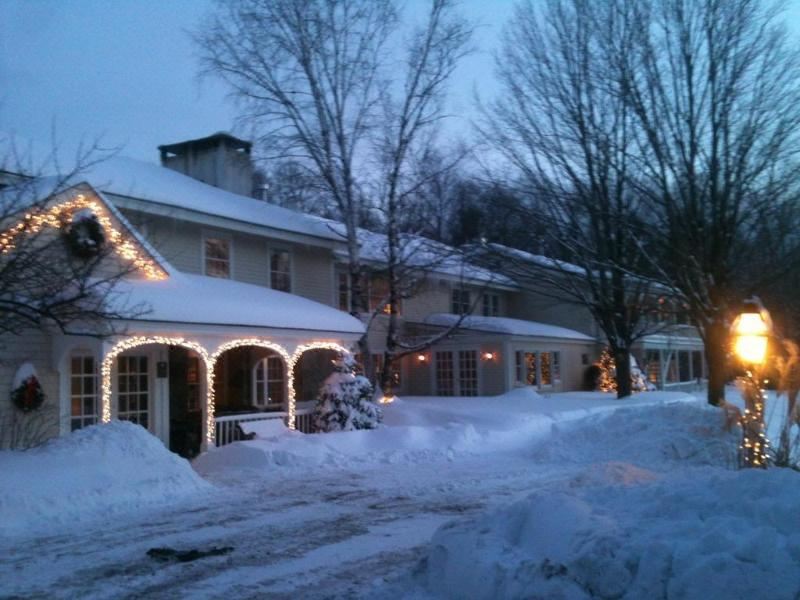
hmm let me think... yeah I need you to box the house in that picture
[0,132,705,455]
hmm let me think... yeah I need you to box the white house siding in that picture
[508,289,599,339]
[291,245,335,305]
[0,329,61,448]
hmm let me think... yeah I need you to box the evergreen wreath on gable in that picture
[64,210,105,258]
[10,363,45,413]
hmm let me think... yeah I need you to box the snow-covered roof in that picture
[334,228,516,286]
[484,243,585,276]
[83,157,341,242]
[113,272,364,335]
[424,313,594,341]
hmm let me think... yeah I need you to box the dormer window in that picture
[452,289,471,314]
[204,237,230,278]
[482,293,500,317]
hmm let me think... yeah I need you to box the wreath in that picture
[11,374,45,413]
[64,211,105,258]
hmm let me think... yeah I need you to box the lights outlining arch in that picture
[101,336,351,443]
[101,336,211,437]
[0,192,167,280]
[210,339,293,429]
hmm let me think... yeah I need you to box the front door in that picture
[168,347,202,458]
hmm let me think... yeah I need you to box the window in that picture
[270,249,291,292]
[435,351,455,396]
[645,350,661,385]
[338,272,350,311]
[678,350,692,382]
[552,352,561,382]
[515,351,537,385]
[368,277,399,315]
[540,352,553,386]
[452,289,471,314]
[482,293,499,317]
[70,354,98,431]
[204,237,230,278]
[117,355,149,427]
[459,351,478,396]
[254,356,285,407]
[692,350,704,380]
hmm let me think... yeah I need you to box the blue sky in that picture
[2,1,798,165]
[0,0,514,164]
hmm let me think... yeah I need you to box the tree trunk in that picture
[705,317,728,406]
[614,346,632,399]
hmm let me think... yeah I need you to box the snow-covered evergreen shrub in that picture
[313,354,382,432]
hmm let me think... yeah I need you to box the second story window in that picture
[338,272,350,311]
[270,249,291,292]
[452,289,471,314]
[204,237,230,278]
[369,277,398,315]
[482,293,500,317]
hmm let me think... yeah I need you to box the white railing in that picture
[214,407,316,447]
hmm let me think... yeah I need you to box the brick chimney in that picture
[158,132,254,197]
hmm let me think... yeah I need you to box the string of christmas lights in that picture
[101,336,349,444]
[739,370,770,468]
[0,192,167,280]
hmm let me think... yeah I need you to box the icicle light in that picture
[0,193,166,280]
[101,337,349,445]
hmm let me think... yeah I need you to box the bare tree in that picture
[370,0,472,397]
[197,0,472,388]
[481,0,663,398]
[0,137,145,338]
[613,0,800,405]
[196,0,397,372]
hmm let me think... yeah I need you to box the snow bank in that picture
[419,403,800,600]
[0,422,211,538]
[195,390,699,477]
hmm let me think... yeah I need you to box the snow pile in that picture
[533,402,740,469]
[416,401,799,599]
[422,467,800,599]
[195,390,699,477]
[0,422,211,538]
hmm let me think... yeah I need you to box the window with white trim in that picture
[204,237,230,278]
[515,351,537,385]
[338,272,350,311]
[435,351,455,396]
[452,289,471,314]
[253,356,286,407]
[117,355,149,427]
[540,352,553,386]
[270,249,291,292]
[482,293,499,317]
[70,353,98,431]
[458,350,478,396]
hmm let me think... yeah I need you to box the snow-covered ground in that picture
[1,388,797,599]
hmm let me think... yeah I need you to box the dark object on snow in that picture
[582,364,602,391]
[147,546,233,563]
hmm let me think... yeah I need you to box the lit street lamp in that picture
[731,298,772,468]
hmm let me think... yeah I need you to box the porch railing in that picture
[214,407,315,447]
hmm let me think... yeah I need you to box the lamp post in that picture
[731,298,772,468]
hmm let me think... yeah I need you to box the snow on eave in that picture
[423,313,596,342]
[113,272,365,335]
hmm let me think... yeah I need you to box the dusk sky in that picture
[1,0,515,165]
[2,1,799,165]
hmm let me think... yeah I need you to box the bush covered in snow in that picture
[313,354,382,432]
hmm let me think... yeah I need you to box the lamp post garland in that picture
[731,299,772,468]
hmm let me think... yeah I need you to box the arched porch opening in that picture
[101,336,210,458]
